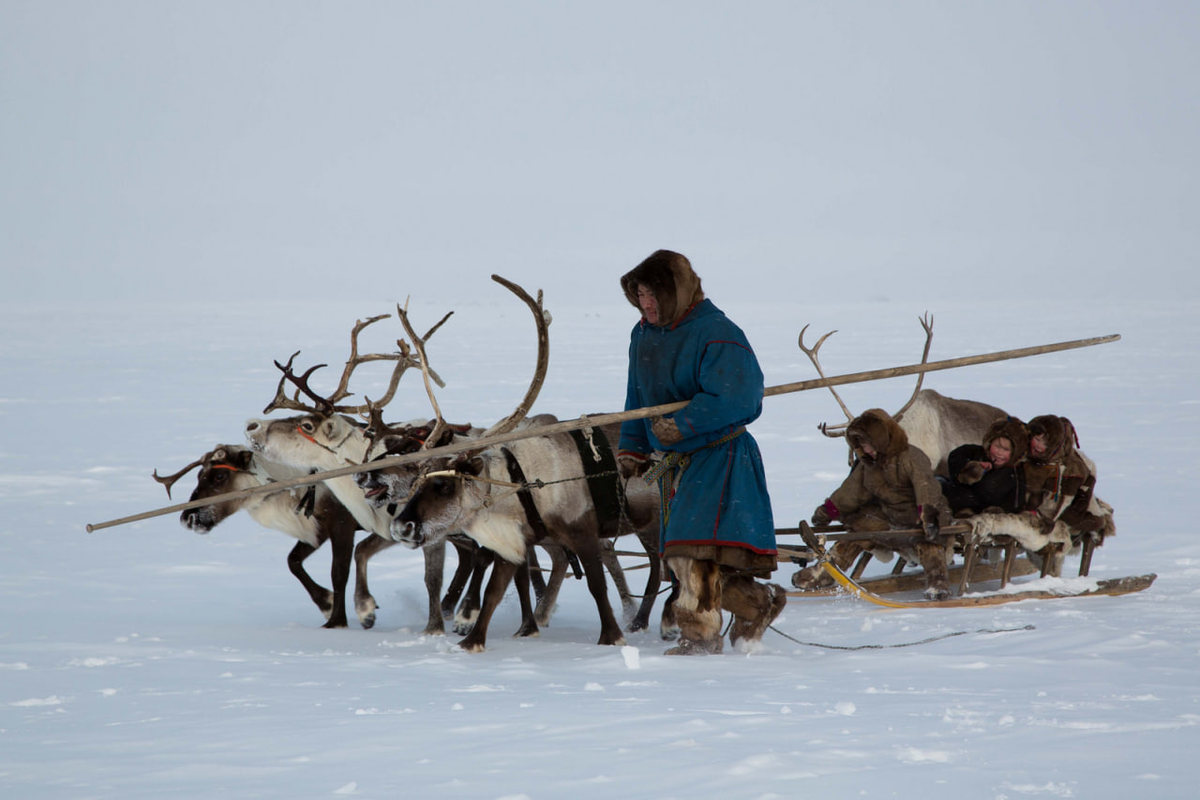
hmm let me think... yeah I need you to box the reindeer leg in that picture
[567,535,626,647]
[322,530,354,629]
[600,538,638,621]
[421,540,447,635]
[459,557,520,653]
[512,559,540,638]
[287,541,335,624]
[526,546,548,605]
[660,578,680,641]
[455,548,492,634]
[628,528,662,634]
[442,536,477,620]
[353,534,394,629]
[533,542,570,627]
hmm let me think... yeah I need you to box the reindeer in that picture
[350,411,557,636]
[242,309,470,633]
[384,287,662,651]
[152,445,369,628]
[362,414,665,637]
[354,392,664,635]
[801,314,1007,476]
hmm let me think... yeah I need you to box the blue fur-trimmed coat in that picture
[618,299,777,558]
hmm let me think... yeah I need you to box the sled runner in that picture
[780,521,1155,607]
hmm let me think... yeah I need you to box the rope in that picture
[767,623,1035,651]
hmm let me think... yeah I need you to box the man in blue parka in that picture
[617,249,785,655]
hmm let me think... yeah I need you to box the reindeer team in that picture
[155,283,1113,651]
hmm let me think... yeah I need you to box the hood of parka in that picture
[1027,414,1076,465]
[620,249,706,328]
[845,408,909,463]
[982,416,1030,464]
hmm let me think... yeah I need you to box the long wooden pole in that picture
[85,332,1119,533]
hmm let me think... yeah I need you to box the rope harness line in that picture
[766,623,1036,651]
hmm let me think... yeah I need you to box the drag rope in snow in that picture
[767,623,1035,651]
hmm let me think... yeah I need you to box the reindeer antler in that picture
[799,324,857,439]
[263,351,334,415]
[395,298,449,452]
[152,457,206,499]
[892,312,934,423]
[480,275,551,438]
[263,312,453,417]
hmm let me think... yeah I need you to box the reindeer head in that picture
[153,445,260,533]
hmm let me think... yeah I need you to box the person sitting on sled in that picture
[791,408,954,600]
[940,416,1030,516]
[1023,414,1113,538]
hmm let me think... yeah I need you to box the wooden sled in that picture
[779,521,1156,608]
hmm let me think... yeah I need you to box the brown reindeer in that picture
[353,420,556,636]
[153,445,367,628]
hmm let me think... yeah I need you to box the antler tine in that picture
[395,300,447,451]
[263,351,331,415]
[480,275,551,439]
[798,323,857,429]
[266,351,335,415]
[324,314,392,408]
[421,310,454,344]
[360,396,398,461]
[893,312,934,422]
[152,457,206,499]
[327,308,455,416]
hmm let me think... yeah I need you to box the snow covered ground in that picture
[4,3,1198,797]
[2,297,1198,799]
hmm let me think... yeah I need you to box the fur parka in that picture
[942,416,1029,514]
[824,409,950,528]
[1024,415,1104,533]
[618,250,776,575]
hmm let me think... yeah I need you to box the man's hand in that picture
[617,451,649,480]
[651,416,683,446]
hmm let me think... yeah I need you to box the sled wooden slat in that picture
[784,553,1042,597]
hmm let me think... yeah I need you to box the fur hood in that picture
[845,408,909,463]
[1027,414,1077,466]
[983,416,1030,464]
[620,249,706,328]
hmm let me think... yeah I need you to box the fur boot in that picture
[663,556,723,655]
[914,541,951,601]
[724,577,786,650]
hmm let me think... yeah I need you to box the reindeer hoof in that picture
[459,637,486,653]
[454,609,479,635]
[356,597,378,629]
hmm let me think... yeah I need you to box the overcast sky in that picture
[2,1,1197,310]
